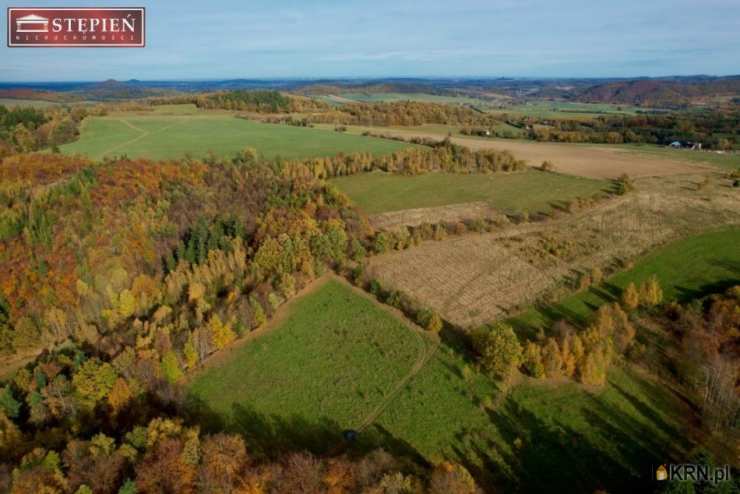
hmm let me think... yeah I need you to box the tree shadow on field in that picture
[183,395,426,464]
[511,282,624,338]
[672,260,740,303]
[475,381,683,494]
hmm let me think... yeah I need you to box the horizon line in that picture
[1,73,740,85]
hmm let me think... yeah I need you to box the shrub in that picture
[417,308,443,333]
[472,323,522,379]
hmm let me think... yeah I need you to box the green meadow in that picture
[186,278,691,492]
[618,143,740,172]
[331,169,610,214]
[489,101,644,120]
[510,228,740,335]
[187,280,427,447]
[60,112,410,161]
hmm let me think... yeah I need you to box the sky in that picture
[1,0,739,81]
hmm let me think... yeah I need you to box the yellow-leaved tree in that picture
[209,315,236,350]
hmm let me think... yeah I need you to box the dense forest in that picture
[0,104,103,158]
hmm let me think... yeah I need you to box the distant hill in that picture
[0,76,738,106]
[83,79,168,100]
[573,76,740,107]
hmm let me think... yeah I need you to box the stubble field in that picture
[367,173,740,328]
[333,125,716,179]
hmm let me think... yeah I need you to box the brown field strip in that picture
[351,127,711,179]
[367,173,740,328]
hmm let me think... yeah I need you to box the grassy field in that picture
[60,113,411,161]
[187,278,690,492]
[510,228,740,334]
[187,279,428,452]
[318,92,498,108]
[617,143,740,172]
[331,169,610,214]
[489,101,644,120]
[375,358,689,492]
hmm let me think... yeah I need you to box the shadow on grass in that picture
[463,371,689,493]
[183,395,426,464]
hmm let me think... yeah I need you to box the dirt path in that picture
[101,118,184,157]
[117,118,146,134]
[356,333,437,431]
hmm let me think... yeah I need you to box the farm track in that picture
[101,118,186,157]
[330,276,440,432]
[355,325,438,432]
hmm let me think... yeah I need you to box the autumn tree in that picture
[472,323,522,380]
[183,332,198,369]
[612,304,636,353]
[621,282,640,311]
[72,358,117,411]
[249,296,267,329]
[542,338,563,378]
[135,438,196,494]
[198,434,248,493]
[429,462,481,494]
[640,275,663,307]
[161,351,183,384]
[590,267,604,285]
[522,341,545,378]
[107,377,132,414]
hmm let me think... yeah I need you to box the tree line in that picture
[0,104,107,158]
[475,110,739,149]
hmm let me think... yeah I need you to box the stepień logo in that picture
[8,7,145,47]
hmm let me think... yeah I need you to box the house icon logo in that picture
[656,465,668,481]
[15,14,49,33]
